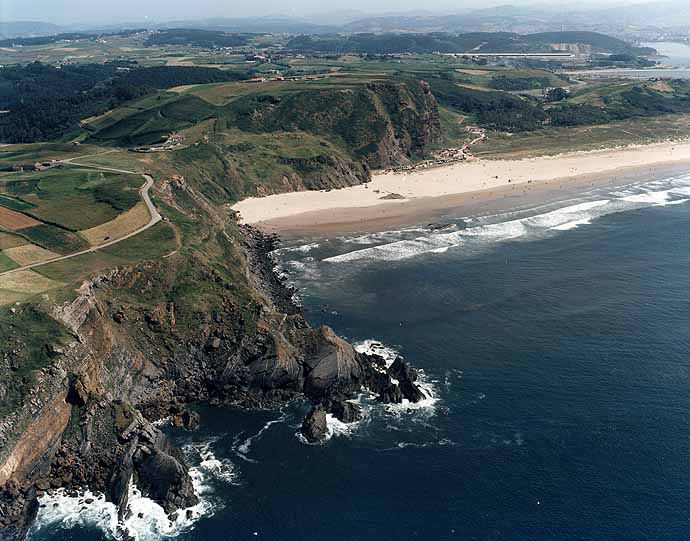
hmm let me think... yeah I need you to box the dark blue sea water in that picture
[30,174,690,540]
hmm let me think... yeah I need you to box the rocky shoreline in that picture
[0,225,427,540]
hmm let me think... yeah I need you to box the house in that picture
[12,163,43,172]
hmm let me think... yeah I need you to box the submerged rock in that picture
[300,405,328,443]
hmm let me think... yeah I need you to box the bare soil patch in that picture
[0,233,28,250]
[0,207,40,231]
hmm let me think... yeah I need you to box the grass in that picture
[0,289,30,306]
[36,251,123,282]
[0,143,103,167]
[18,224,89,255]
[80,201,151,245]
[2,244,57,266]
[102,221,176,260]
[0,252,18,272]
[0,194,36,211]
[0,304,72,416]
[86,95,217,147]
[38,222,176,282]
[0,232,27,249]
[473,113,690,159]
[6,167,142,230]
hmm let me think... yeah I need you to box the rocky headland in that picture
[0,226,426,540]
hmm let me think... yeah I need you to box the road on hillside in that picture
[0,166,161,277]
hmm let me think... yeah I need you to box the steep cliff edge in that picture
[0,76,439,539]
[141,79,442,201]
[0,227,427,538]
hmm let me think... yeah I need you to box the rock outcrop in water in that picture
[300,405,329,443]
[0,226,427,537]
[0,74,442,539]
[330,400,363,423]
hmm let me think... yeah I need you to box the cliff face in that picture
[182,78,443,200]
[0,77,441,540]
[0,226,428,539]
[241,79,442,169]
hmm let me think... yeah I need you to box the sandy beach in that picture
[233,140,690,235]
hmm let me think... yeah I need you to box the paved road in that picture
[0,167,161,277]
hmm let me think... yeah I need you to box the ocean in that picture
[29,171,690,540]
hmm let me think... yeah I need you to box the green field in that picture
[18,224,88,255]
[0,194,36,211]
[38,222,176,282]
[0,252,18,272]
[0,143,104,167]
[0,232,27,250]
[3,167,142,230]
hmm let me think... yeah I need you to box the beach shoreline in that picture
[232,141,690,236]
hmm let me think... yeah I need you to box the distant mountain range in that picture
[287,31,654,56]
[0,21,66,38]
[5,1,690,39]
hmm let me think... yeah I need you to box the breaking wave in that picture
[30,439,239,541]
[236,411,288,458]
[354,340,440,415]
[322,175,690,263]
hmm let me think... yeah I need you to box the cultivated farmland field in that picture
[0,270,62,292]
[5,167,143,230]
[2,245,58,266]
[80,201,151,245]
[0,207,40,230]
[0,232,27,250]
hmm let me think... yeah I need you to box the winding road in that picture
[0,162,161,277]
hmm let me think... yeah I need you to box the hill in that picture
[144,29,253,48]
[86,78,442,198]
[0,21,65,38]
[0,63,247,143]
[287,31,653,56]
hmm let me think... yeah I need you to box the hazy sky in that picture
[0,0,636,25]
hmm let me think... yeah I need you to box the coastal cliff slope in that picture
[0,78,440,539]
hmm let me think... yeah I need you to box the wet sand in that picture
[232,142,690,237]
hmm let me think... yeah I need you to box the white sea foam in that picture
[354,340,440,414]
[325,412,362,439]
[552,218,593,231]
[389,438,456,450]
[31,482,211,541]
[237,411,288,456]
[622,190,673,205]
[324,199,611,263]
[294,406,364,445]
[354,339,400,366]
[273,242,320,255]
[31,439,238,540]
[670,186,690,196]
[186,440,239,485]
[323,176,690,263]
